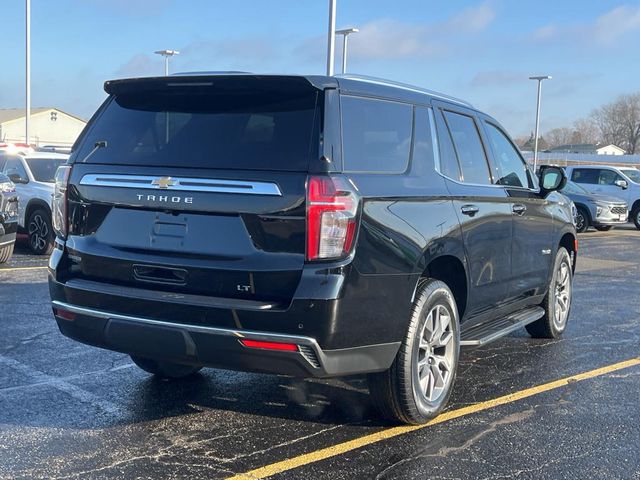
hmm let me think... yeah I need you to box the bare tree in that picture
[545,127,574,148]
[593,93,640,154]
[571,118,600,145]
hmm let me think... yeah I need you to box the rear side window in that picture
[571,169,599,184]
[74,85,321,171]
[443,111,491,185]
[484,123,532,188]
[341,96,412,173]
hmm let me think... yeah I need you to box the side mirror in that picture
[615,179,628,190]
[538,165,567,194]
[8,173,28,184]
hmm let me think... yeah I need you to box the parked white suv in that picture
[565,165,640,229]
[0,151,69,254]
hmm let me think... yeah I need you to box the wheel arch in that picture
[574,202,592,222]
[418,254,468,321]
[631,199,640,214]
[25,199,52,225]
[559,231,577,273]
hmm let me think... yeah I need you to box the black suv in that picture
[0,173,18,263]
[49,74,576,424]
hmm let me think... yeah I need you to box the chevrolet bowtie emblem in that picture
[152,177,176,189]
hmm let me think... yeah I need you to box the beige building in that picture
[0,107,86,148]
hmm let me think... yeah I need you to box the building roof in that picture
[0,107,86,124]
[548,143,598,154]
[0,108,51,123]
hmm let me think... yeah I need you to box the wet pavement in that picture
[1,228,639,479]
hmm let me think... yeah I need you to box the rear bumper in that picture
[51,300,399,378]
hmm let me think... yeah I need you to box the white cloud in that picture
[530,24,558,42]
[446,1,496,33]
[593,5,640,45]
[349,19,446,60]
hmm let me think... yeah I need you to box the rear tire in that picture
[368,279,460,425]
[594,225,613,231]
[526,247,573,339]
[130,355,202,379]
[0,243,14,263]
[575,207,589,233]
[27,208,54,255]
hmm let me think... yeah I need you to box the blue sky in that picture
[2,0,640,137]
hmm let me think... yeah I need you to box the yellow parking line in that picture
[227,357,640,480]
[0,266,48,273]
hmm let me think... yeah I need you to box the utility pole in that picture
[529,75,552,171]
[326,0,337,76]
[25,0,31,146]
[154,50,180,76]
[336,27,359,74]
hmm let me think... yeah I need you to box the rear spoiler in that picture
[104,75,338,96]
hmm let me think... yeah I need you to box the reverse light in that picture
[240,339,299,351]
[306,176,359,261]
[52,165,72,239]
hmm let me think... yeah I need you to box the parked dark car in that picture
[0,173,18,263]
[49,74,577,424]
[560,180,628,233]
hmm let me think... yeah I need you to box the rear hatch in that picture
[63,75,324,305]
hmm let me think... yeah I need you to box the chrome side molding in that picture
[79,174,282,196]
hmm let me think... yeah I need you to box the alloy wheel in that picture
[553,260,571,330]
[29,214,49,252]
[415,304,455,403]
[575,212,585,232]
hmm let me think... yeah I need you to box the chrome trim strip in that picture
[79,174,282,196]
[52,300,321,350]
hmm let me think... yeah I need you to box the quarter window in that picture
[485,123,532,188]
[341,96,413,173]
[443,111,491,185]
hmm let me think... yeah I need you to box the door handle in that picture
[461,205,479,216]
[512,204,527,215]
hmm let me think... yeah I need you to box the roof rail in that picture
[335,74,473,108]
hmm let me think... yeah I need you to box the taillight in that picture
[306,176,359,261]
[52,165,71,239]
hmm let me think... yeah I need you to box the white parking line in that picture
[0,355,127,416]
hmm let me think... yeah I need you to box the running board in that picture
[460,306,545,347]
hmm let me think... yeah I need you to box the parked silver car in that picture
[0,151,69,254]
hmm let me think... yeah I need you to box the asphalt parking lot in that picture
[1,228,639,480]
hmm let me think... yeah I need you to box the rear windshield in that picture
[75,82,321,171]
[26,158,66,183]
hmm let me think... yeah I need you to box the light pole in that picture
[529,75,552,171]
[25,0,31,146]
[326,0,337,76]
[336,27,358,74]
[154,49,180,76]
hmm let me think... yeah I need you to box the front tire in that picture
[130,355,202,379]
[575,207,589,233]
[632,207,640,230]
[27,209,54,255]
[526,247,573,339]
[368,279,460,425]
[0,243,14,263]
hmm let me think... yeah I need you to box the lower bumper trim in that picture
[52,300,399,378]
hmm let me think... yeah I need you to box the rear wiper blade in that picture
[79,140,107,163]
